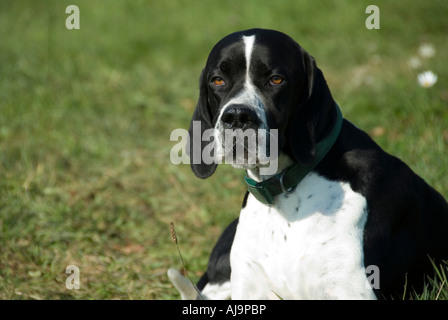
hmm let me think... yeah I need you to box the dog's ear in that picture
[286,48,336,164]
[188,69,218,179]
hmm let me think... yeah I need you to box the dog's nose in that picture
[221,105,260,130]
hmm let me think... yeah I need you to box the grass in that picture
[408,259,448,300]
[0,0,447,299]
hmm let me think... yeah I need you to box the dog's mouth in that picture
[224,142,260,169]
[217,128,277,169]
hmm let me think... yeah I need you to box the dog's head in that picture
[188,28,338,179]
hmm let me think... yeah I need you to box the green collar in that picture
[244,104,343,205]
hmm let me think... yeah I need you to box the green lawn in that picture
[0,0,447,299]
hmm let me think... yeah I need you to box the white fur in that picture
[230,172,376,300]
[202,282,231,300]
[243,35,255,82]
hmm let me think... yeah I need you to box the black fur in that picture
[197,219,238,291]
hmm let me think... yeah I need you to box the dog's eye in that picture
[212,77,225,86]
[269,76,284,86]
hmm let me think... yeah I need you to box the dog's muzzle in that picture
[216,105,264,167]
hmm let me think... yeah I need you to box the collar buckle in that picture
[279,168,295,194]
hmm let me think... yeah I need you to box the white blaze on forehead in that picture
[239,34,266,128]
[243,35,256,84]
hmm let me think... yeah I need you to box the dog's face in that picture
[189,29,337,179]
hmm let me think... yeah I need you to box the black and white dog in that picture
[168,29,448,299]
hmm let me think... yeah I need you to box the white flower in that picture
[417,71,437,88]
[418,43,436,59]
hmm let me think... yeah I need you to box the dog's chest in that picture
[231,172,375,299]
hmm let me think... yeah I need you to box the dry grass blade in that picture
[169,222,204,300]
[435,280,445,301]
